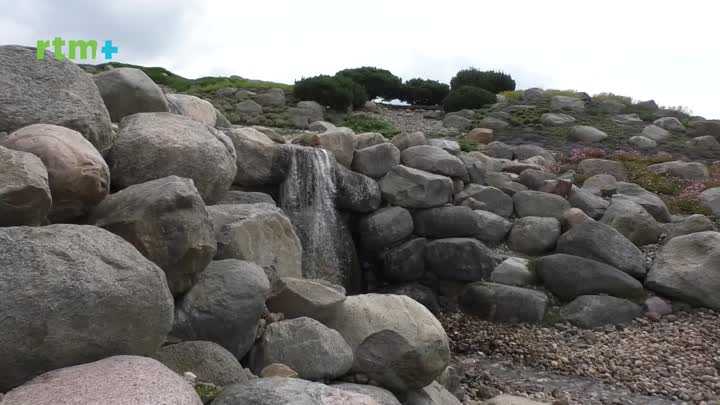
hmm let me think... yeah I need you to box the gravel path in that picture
[381,107,444,135]
[441,309,720,404]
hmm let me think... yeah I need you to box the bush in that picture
[450,68,516,93]
[593,92,632,105]
[342,113,400,138]
[294,75,367,111]
[335,67,403,100]
[442,86,497,112]
[401,78,450,105]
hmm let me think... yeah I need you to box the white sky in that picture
[1,0,718,117]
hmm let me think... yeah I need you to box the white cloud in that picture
[1,0,717,117]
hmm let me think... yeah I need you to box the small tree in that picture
[335,67,403,100]
[402,78,450,105]
[450,68,516,93]
[442,86,497,112]
[294,75,354,111]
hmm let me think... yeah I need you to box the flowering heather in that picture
[561,146,606,164]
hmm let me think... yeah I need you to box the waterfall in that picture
[279,145,345,285]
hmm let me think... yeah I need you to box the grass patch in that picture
[459,140,479,152]
[342,112,401,138]
[592,92,632,105]
[544,89,582,98]
[499,90,523,101]
[195,383,221,404]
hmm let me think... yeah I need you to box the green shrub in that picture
[450,68,516,93]
[335,67,403,100]
[442,86,497,112]
[401,78,450,105]
[342,113,400,138]
[294,75,367,111]
[499,90,523,101]
[593,92,632,105]
[458,140,479,152]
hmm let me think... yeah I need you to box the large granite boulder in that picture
[459,282,548,324]
[600,198,663,246]
[401,145,468,180]
[352,142,401,178]
[508,216,561,255]
[93,67,170,121]
[425,238,499,281]
[0,145,51,226]
[154,341,249,386]
[167,93,217,126]
[224,127,290,186]
[267,277,346,322]
[560,295,642,329]
[357,206,414,252]
[214,378,380,405]
[513,190,571,220]
[379,165,453,209]
[413,206,481,238]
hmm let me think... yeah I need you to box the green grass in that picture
[499,90,523,101]
[592,92,632,105]
[342,112,401,138]
[459,140,479,152]
[544,89,582,98]
[195,383,221,404]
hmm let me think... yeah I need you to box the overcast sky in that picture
[1,0,718,117]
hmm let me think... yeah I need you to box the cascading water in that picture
[279,145,345,285]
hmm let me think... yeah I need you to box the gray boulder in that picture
[413,206,480,238]
[236,99,263,114]
[582,174,618,196]
[267,277,346,322]
[214,378,380,405]
[518,169,556,190]
[172,259,270,359]
[324,294,450,391]
[391,131,427,151]
[309,120,336,132]
[702,187,720,216]
[491,257,536,286]
[654,116,686,132]
[93,67,170,122]
[551,96,585,112]
[249,317,354,380]
[647,160,709,181]
[355,132,388,150]
[641,124,671,142]
[399,381,462,405]
[224,127,290,186]
[89,176,217,296]
[535,254,644,301]
[108,113,236,203]
[664,214,716,240]
[484,141,515,159]
[332,383,400,405]
[513,190,571,220]
[645,232,720,310]
[597,99,626,114]
[379,165,453,209]
[381,238,427,282]
[514,144,555,164]
[1,356,201,405]
[0,45,114,152]
[556,220,646,279]
[568,186,609,219]
[428,138,462,154]
[352,142,401,178]
[692,120,720,139]
[217,190,276,205]
[601,198,663,246]
[478,117,510,131]
[376,283,440,314]
[206,204,302,283]
[154,341,248,386]
[167,93,217,126]
[612,113,644,124]
[253,88,286,108]
[577,159,627,181]
[443,115,472,131]
[459,282,548,324]
[541,113,575,126]
[615,182,672,222]
[335,164,381,213]
[508,216,561,255]
[0,145,51,226]
[456,184,513,217]
[401,145,468,180]
[484,172,528,196]
[425,238,499,282]
[560,295,642,329]
[569,126,608,143]
[629,135,657,149]
[686,135,720,150]
[473,210,512,245]
[319,128,355,167]
[0,225,173,392]
[358,206,414,252]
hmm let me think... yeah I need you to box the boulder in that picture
[309,120,337,132]
[352,143,401,178]
[297,101,325,121]
[513,190,571,220]
[376,283,440,314]
[517,169,556,191]
[556,220,646,279]
[108,113,236,203]
[478,117,510,131]
[236,99,263,114]
[686,135,720,150]
[324,294,450,391]
[443,115,472,131]
[380,238,427,282]
[206,204,302,283]
[465,128,495,144]
[425,238,499,282]
[0,45,114,152]
[456,184,514,218]
[508,216,561,255]
[335,165,382,213]
[600,198,663,246]
[514,144,555,164]
[645,232,720,310]
[692,120,720,139]
[217,190,276,205]
[561,207,593,230]
[224,127,290,186]
[550,96,585,112]
[615,182,672,222]
[332,383,401,405]
[641,125,671,142]
[1,124,109,222]
[1,356,201,405]
[357,206,414,252]
[569,126,608,143]
[399,381,462,405]
[215,108,232,128]
[582,174,618,197]
[522,88,545,101]
[319,128,356,167]
[577,159,627,181]
[401,145,468,180]
[535,254,644,301]
[0,145,51,226]
[0,225,173,391]
[253,88,286,107]
[267,277,346,322]
[473,210,512,245]
[612,113,644,124]
[636,100,659,110]
[541,113,575,126]
[702,187,720,216]
[413,206,480,238]
[560,295,642,329]
[93,67,170,121]
[567,186,609,219]
[167,93,217,126]
[491,257,536,286]
[484,141,515,159]
[249,317,353,380]
[629,135,657,149]
[647,160,709,181]
[428,138,462,155]
[391,131,427,151]
[484,172,528,196]
[355,132,388,150]
[483,395,548,405]
[653,117,686,132]
[597,99,626,115]
[379,165,453,209]
[154,341,248,386]
[459,282,548,324]
[89,176,217,296]
[213,378,380,405]
[172,259,271,359]
[664,214,716,240]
